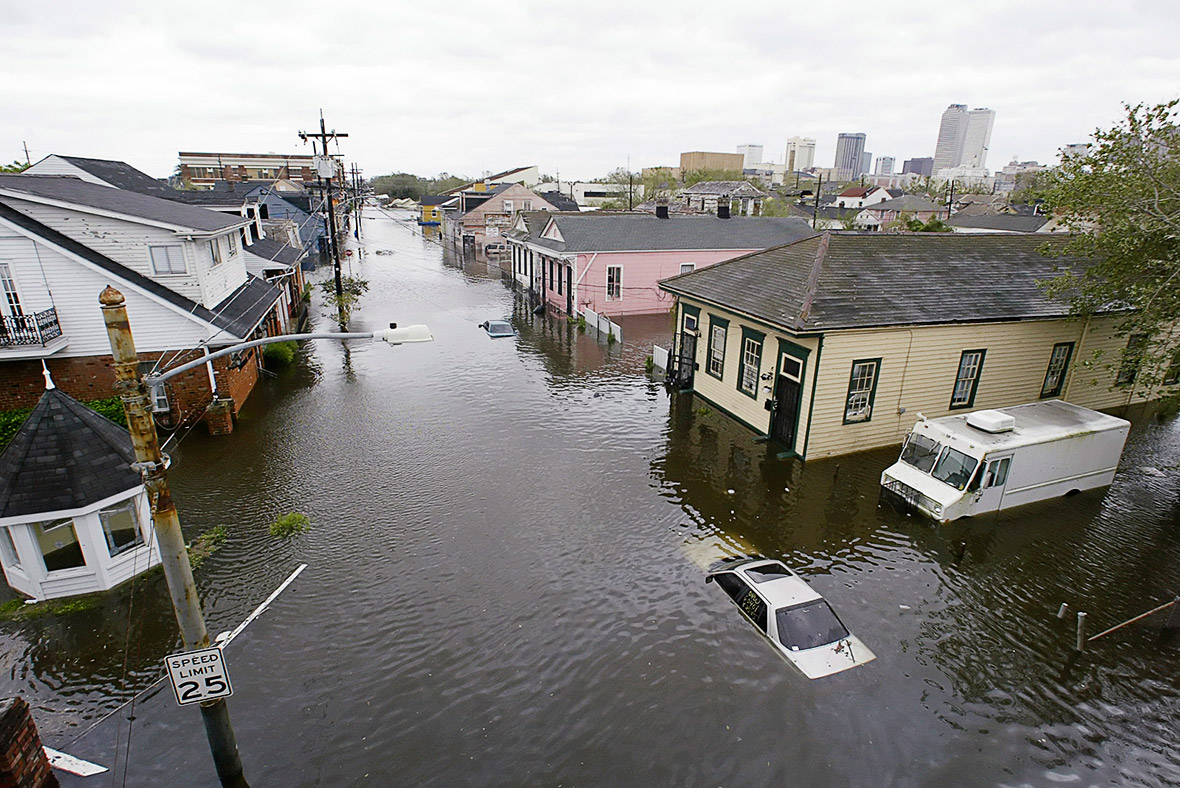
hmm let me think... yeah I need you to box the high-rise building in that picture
[860,151,872,178]
[785,137,816,172]
[902,157,933,177]
[833,133,867,181]
[737,144,764,169]
[875,156,895,176]
[933,104,996,170]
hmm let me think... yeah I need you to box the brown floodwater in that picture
[8,208,1178,787]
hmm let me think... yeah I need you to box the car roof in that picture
[713,559,822,608]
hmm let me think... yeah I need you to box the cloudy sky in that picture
[2,0,1177,182]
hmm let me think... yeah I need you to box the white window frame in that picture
[0,528,20,569]
[680,263,696,275]
[209,238,223,266]
[149,245,186,275]
[99,499,145,558]
[522,199,532,211]
[606,265,622,301]
[739,336,762,396]
[227,233,238,258]
[0,262,24,317]
[502,199,514,214]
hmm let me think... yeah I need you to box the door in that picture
[968,453,1013,513]
[671,312,698,388]
[771,353,804,451]
[565,265,573,315]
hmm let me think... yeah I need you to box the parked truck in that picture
[880,400,1131,523]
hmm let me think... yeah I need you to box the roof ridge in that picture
[797,231,830,329]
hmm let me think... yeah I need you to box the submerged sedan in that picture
[706,558,875,679]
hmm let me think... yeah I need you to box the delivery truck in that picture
[880,400,1130,523]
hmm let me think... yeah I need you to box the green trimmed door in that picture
[771,353,804,451]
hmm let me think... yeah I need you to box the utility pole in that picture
[100,286,248,788]
[22,141,31,167]
[812,174,823,230]
[299,113,349,327]
[351,163,363,239]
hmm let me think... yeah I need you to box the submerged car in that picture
[706,558,875,679]
[480,320,515,338]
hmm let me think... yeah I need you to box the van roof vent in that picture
[966,410,1015,433]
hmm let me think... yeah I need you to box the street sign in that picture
[345,249,353,257]
[165,646,233,706]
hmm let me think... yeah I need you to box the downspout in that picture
[204,346,219,398]
[573,252,598,313]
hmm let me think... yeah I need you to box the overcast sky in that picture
[3,0,1178,182]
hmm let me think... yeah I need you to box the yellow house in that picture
[418,196,447,226]
[659,232,1174,460]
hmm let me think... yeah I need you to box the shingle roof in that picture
[419,195,449,206]
[660,232,1090,332]
[543,193,580,212]
[245,237,302,269]
[862,194,944,213]
[0,175,246,232]
[55,156,176,198]
[946,214,1049,232]
[0,201,280,342]
[0,388,140,520]
[526,214,815,253]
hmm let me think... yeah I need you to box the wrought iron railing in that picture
[0,308,63,347]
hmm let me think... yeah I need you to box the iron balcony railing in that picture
[0,308,63,348]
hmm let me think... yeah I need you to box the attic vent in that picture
[966,410,1015,433]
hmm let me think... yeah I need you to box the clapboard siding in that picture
[1,198,247,308]
[23,155,109,185]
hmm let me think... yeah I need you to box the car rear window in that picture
[776,601,849,650]
[744,564,793,583]
[486,322,513,336]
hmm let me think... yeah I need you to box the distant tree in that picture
[683,168,747,186]
[598,168,642,210]
[1040,98,1180,398]
[369,172,470,200]
[0,160,28,173]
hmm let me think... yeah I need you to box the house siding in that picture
[574,250,759,317]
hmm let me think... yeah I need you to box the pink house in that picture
[504,211,813,317]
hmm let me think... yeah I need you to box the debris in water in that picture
[727,489,735,494]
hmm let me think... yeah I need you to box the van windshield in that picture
[900,433,941,473]
[931,447,979,490]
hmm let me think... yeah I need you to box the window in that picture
[138,362,169,413]
[149,245,185,275]
[227,234,238,257]
[209,239,223,266]
[737,329,764,398]
[985,457,1011,487]
[932,447,979,490]
[549,260,555,291]
[1164,348,1180,386]
[0,263,22,316]
[606,266,622,301]
[258,203,269,220]
[680,263,696,275]
[99,500,145,557]
[844,359,880,424]
[706,318,728,379]
[0,528,20,569]
[900,433,941,473]
[776,601,849,650]
[683,312,698,332]
[1040,342,1074,398]
[522,199,532,211]
[949,349,985,409]
[36,519,86,572]
[1115,334,1148,387]
[557,264,563,294]
[502,200,513,214]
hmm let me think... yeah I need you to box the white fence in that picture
[581,307,623,344]
[652,345,669,371]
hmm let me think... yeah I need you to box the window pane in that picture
[1041,343,1073,397]
[708,323,726,377]
[100,501,144,557]
[150,245,185,275]
[0,528,20,568]
[740,337,761,395]
[845,360,877,422]
[776,601,849,650]
[951,351,984,406]
[680,263,695,274]
[36,519,87,572]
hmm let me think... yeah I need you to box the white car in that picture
[706,558,875,679]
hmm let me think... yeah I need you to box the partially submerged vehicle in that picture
[706,558,875,679]
[880,400,1130,523]
[479,320,515,338]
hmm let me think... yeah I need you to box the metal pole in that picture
[1076,611,1087,652]
[100,286,248,788]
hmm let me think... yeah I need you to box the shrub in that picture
[263,341,298,368]
[269,512,310,539]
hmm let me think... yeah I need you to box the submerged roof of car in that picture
[712,559,822,608]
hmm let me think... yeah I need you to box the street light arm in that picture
[146,326,433,384]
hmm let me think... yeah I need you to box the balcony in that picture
[0,308,67,357]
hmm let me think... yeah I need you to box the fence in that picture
[581,307,623,344]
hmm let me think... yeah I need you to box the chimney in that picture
[655,197,669,220]
[717,196,731,219]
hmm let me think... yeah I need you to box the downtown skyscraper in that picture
[833,133,867,181]
[932,104,996,170]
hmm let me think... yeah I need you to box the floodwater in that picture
[5,208,1178,787]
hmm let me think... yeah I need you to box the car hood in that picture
[784,636,876,679]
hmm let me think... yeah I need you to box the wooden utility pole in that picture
[299,113,349,327]
[100,286,248,788]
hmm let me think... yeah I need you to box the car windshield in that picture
[744,563,794,583]
[776,601,849,650]
[486,322,513,336]
[931,446,979,490]
[899,433,941,473]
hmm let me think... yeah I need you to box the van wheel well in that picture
[1065,488,1081,497]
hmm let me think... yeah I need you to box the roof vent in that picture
[966,409,1015,433]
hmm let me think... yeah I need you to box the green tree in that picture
[0,160,29,173]
[1041,98,1180,395]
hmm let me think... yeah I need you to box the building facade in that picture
[785,137,816,173]
[178,152,342,188]
[833,133,867,181]
[737,144,764,169]
[680,152,746,174]
[932,105,996,171]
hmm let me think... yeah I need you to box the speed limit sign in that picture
[165,646,233,705]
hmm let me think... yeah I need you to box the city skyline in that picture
[2,1,1177,181]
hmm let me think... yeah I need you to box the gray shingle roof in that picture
[56,156,176,198]
[0,175,246,232]
[946,214,1049,232]
[245,237,302,268]
[682,181,767,197]
[660,232,1091,332]
[526,214,815,253]
[0,389,139,520]
[0,201,280,342]
[862,194,944,213]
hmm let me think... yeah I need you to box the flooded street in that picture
[7,208,1180,786]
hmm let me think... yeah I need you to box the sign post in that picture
[166,647,234,706]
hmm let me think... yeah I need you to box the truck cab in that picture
[880,419,991,522]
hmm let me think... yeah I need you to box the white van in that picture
[880,400,1130,523]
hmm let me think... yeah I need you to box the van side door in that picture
[970,453,1013,513]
